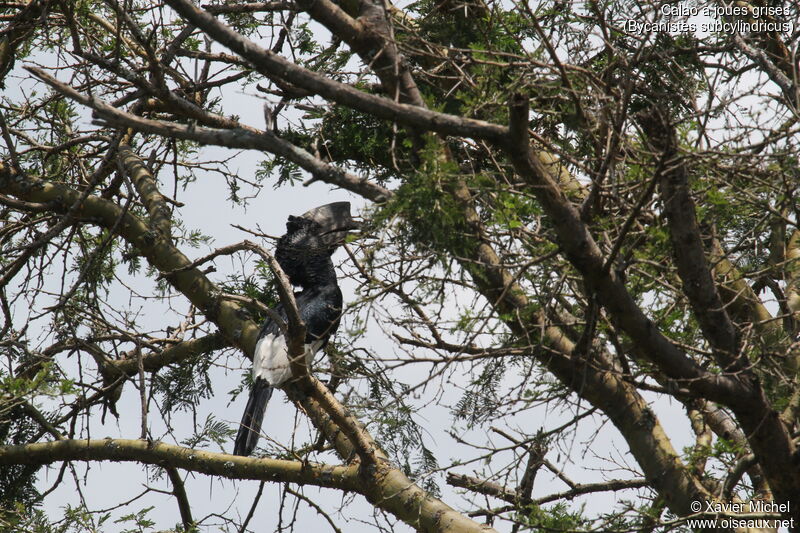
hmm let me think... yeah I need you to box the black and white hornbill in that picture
[233,202,356,457]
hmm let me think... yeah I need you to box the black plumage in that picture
[233,203,355,457]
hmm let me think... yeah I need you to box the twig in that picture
[159,239,299,340]
[18,398,64,440]
[285,486,344,533]
[137,346,148,440]
[166,466,195,530]
[0,110,22,173]
[447,471,648,506]
[238,481,265,533]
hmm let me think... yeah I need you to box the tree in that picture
[1,0,799,531]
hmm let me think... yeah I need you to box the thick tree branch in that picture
[784,229,800,314]
[0,438,360,489]
[202,2,296,13]
[118,145,173,240]
[1,410,492,532]
[707,235,783,339]
[110,333,227,375]
[638,106,743,372]
[293,0,424,108]
[163,0,508,143]
[298,375,378,464]
[730,33,796,108]
[0,0,48,87]
[505,94,741,401]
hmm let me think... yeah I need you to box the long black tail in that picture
[233,378,273,456]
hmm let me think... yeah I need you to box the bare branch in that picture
[447,471,648,506]
[0,438,360,489]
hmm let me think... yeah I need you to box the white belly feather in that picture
[253,333,323,385]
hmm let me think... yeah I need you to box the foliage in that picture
[1,0,799,532]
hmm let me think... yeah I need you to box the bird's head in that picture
[276,202,358,287]
[298,201,359,251]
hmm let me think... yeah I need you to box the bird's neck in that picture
[297,259,338,289]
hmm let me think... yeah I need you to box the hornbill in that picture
[233,202,356,456]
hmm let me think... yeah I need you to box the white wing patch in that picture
[253,333,322,385]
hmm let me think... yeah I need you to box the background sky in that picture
[1,6,739,532]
